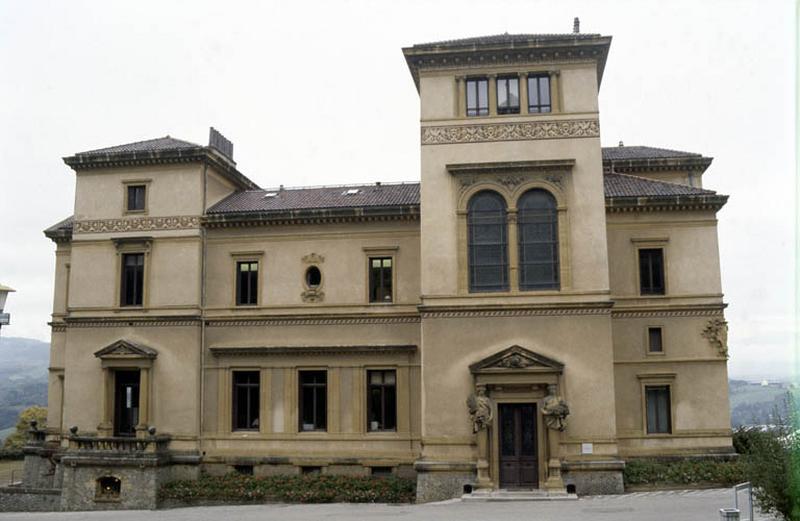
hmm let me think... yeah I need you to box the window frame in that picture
[231,370,261,432]
[517,188,560,291]
[637,373,676,436]
[644,385,673,435]
[235,260,260,306]
[368,256,394,304]
[230,252,264,307]
[646,326,665,355]
[638,247,666,296]
[495,75,520,115]
[366,369,397,432]
[467,190,510,293]
[465,77,489,117]
[298,370,328,432]
[527,73,552,114]
[122,180,151,215]
[120,252,145,307]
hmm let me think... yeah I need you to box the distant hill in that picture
[729,379,792,427]
[0,336,49,439]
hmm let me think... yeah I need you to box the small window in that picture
[369,257,393,303]
[233,465,254,475]
[305,266,322,288]
[127,185,146,212]
[367,370,397,432]
[639,249,665,295]
[527,74,551,113]
[466,78,489,117]
[301,466,322,475]
[648,327,663,353]
[645,385,672,434]
[299,371,327,431]
[96,476,121,501]
[496,76,520,114]
[120,253,144,307]
[232,371,260,431]
[371,466,393,477]
[236,261,259,306]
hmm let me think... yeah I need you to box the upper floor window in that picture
[367,370,397,432]
[496,76,520,115]
[648,327,664,353]
[232,371,260,431]
[639,248,665,295]
[527,74,551,113]
[645,385,672,434]
[517,189,559,290]
[299,370,327,432]
[126,185,146,212]
[369,257,393,303]
[120,253,144,306]
[466,78,489,117]
[236,261,259,306]
[467,191,508,292]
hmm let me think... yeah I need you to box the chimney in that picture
[618,140,624,147]
[573,17,580,34]
[208,127,234,161]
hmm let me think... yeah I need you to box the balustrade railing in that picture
[67,435,170,453]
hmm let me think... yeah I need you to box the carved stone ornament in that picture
[496,353,534,369]
[496,175,525,190]
[544,173,564,188]
[422,119,600,145]
[459,177,477,188]
[74,216,200,234]
[301,288,325,303]
[701,318,729,358]
[542,386,570,431]
[467,388,493,433]
[302,253,325,264]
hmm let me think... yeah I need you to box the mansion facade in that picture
[34,29,732,509]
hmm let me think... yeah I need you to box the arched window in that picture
[467,191,509,292]
[517,189,559,290]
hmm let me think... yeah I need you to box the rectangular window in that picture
[496,76,520,114]
[645,385,672,434]
[232,371,260,431]
[527,74,552,113]
[120,253,144,306]
[367,370,397,431]
[648,327,663,353]
[236,261,259,306]
[639,249,665,295]
[466,78,489,117]
[369,257,393,303]
[299,371,327,431]
[127,185,146,212]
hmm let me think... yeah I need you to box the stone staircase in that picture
[462,489,578,502]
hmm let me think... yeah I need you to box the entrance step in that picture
[462,489,578,502]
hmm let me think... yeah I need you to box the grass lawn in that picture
[0,459,24,486]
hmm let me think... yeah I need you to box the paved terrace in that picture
[0,489,777,521]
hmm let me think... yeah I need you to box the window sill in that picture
[464,111,558,121]
[123,210,147,216]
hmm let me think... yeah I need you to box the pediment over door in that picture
[469,345,563,374]
[94,339,158,360]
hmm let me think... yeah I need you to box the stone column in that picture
[488,75,497,116]
[455,76,466,118]
[543,383,566,492]
[507,211,519,290]
[518,73,528,114]
[135,367,150,438]
[97,367,113,436]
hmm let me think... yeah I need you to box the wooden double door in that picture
[498,403,539,488]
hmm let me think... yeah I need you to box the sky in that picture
[0,0,795,381]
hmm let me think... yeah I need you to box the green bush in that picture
[0,448,23,460]
[159,473,416,504]
[623,458,746,487]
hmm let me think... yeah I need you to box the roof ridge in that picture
[605,171,715,194]
[254,181,421,193]
[77,135,202,155]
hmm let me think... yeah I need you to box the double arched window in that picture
[467,188,560,292]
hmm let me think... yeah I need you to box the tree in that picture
[2,406,47,450]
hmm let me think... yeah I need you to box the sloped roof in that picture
[208,183,421,214]
[43,215,74,242]
[602,146,703,161]
[412,33,602,50]
[604,172,716,197]
[75,136,201,156]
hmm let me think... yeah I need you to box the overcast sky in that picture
[0,0,795,381]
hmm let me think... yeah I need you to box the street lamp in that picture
[0,284,15,334]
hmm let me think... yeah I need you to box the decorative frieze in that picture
[207,315,421,327]
[612,308,725,319]
[74,215,200,234]
[421,306,611,319]
[422,119,599,145]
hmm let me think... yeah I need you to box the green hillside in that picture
[0,336,49,435]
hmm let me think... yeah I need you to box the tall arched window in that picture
[517,189,559,290]
[467,191,508,292]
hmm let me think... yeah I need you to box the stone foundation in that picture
[0,487,61,512]
[414,461,475,503]
[562,460,625,495]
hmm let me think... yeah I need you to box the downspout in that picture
[199,162,208,453]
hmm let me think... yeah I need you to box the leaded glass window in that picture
[467,191,508,292]
[517,189,559,290]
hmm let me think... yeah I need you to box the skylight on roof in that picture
[263,192,278,198]
[343,189,360,195]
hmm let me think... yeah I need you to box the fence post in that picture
[720,508,740,521]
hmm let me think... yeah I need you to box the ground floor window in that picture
[645,385,672,434]
[299,370,327,431]
[232,371,260,431]
[367,370,396,431]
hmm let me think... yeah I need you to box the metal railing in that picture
[733,482,754,521]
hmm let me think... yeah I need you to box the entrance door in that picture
[113,370,140,437]
[499,403,538,488]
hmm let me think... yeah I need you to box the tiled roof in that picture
[601,146,703,161]
[207,183,421,214]
[76,136,201,156]
[604,173,716,198]
[43,215,74,241]
[412,33,602,49]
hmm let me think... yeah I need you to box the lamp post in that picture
[0,284,15,336]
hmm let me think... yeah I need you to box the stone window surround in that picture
[636,373,676,437]
[363,246,399,305]
[230,251,265,307]
[113,238,152,311]
[456,69,561,119]
[455,166,571,295]
[644,324,666,357]
[122,179,151,216]
[631,237,670,297]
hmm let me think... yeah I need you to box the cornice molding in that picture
[605,195,728,213]
[207,315,421,327]
[203,206,420,228]
[419,302,612,319]
[611,307,725,319]
[210,344,417,357]
[74,215,200,234]
[62,316,201,328]
[421,119,599,145]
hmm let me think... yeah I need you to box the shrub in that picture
[2,406,47,450]
[623,458,746,487]
[159,473,416,504]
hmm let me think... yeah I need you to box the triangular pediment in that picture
[94,339,157,360]
[469,345,563,374]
